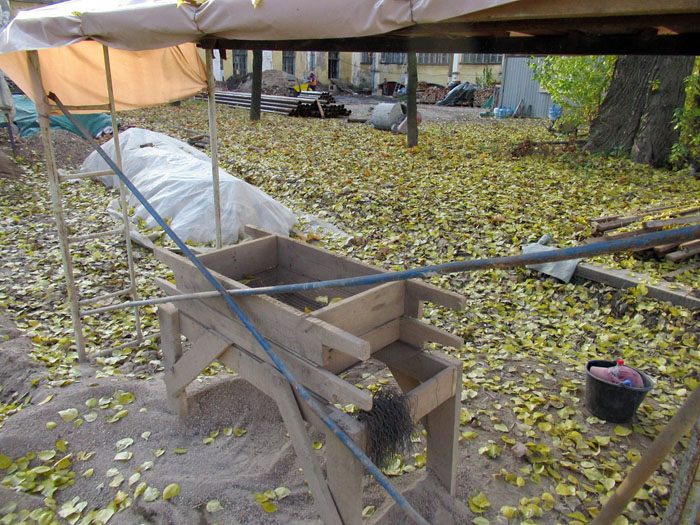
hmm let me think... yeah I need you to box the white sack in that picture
[82,128,297,245]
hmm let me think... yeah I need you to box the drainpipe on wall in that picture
[262,51,273,71]
[451,53,460,83]
[372,52,380,95]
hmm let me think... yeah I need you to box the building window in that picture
[360,52,373,64]
[282,51,296,75]
[232,50,247,76]
[460,53,503,65]
[417,53,450,65]
[380,52,406,64]
[328,52,340,79]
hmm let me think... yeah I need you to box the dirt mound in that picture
[237,70,292,97]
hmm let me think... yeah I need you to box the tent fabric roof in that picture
[0,0,698,111]
[0,0,519,54]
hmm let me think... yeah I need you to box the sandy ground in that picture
[0,311,472,524]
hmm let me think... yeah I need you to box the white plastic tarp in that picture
[0,0,521,109]
[82,128,298,244]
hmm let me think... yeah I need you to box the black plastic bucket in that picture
[585,360,653,423]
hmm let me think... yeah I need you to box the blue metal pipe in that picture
[48,93,431,525]
[226,225,700,298]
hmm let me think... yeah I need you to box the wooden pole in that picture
[103,45,143,343]
[663,416,700,524]
[447,52,455,84]
[205,49,223,248]
[250,50,262,122]
[26,50,87,362]
[406,51,418,148]
[593,386,700,524]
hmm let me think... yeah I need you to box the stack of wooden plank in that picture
[587,204,700,262]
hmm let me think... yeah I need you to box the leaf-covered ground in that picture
[0,100,699,524]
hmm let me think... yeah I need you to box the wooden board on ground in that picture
[574,262,700,310]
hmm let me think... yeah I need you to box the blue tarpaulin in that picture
[0,94,113,138]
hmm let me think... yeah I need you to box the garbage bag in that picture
[436,82,476,106]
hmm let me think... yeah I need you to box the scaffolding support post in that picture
[205,48,223,249]
[26,50,87,362]
[102,45,143,343]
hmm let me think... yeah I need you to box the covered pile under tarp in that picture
[82,128,298,245]
[0,94,112,137]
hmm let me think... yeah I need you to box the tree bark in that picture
[587,56,693,167]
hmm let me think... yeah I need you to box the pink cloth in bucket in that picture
[590,365,644,388]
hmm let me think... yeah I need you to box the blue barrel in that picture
[548,105,562,120]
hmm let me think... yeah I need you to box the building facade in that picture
[214,50,503,92]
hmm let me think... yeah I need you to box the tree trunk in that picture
[587,56,693,167]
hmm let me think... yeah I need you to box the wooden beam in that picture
[215,343,344,524]
[407,367,458,422]
[574,262,700,311]
[195,235,278,279]
[312,281,405,336]
[156,278,373,410]
[250,49,262,122]
[399,317,464,349]
[155,247,371,366]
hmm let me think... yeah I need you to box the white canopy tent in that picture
[0,0,519,109]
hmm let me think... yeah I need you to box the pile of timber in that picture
[420,86,448,104]
[587,203,700,262]
[196,91,350,118]
[474,86,495,107]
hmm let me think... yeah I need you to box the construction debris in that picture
[419,86,448,104]
[586,204,700,262]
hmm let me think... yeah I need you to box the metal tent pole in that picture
[103,45,143,343]
[205,48,223,249]
[26,50,87,362]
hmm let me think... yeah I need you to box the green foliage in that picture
[528,56,616,127]
[475,66,496,88]
[670,57,700,167]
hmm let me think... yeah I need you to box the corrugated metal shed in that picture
[499,56,552,119]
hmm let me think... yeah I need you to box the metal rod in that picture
[79,287,132,306]
[103,45,143,344]
[60,169,115,181]
[48,92,430,525]
[67,227,123,243]
[81,224,700,316]
[27,51,87,362]
[205,49,223,249]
